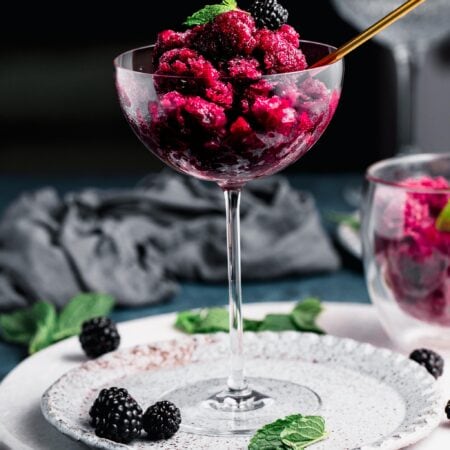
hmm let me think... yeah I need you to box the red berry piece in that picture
[278,24,300,48]
[256,28,307,74]
[191,11,257,59]
[226,57,262,80]
[154,29,193,62]
[183,96,227,133]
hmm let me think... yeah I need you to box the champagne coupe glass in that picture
[114,41,343,436]
[332,0,450,155]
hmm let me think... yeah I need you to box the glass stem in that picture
[224,189,247,393]
[391,44,426,154]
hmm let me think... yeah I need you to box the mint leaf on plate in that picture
[436,200,450,232]
[53,293,115,341]
[175,308,264,333]
[327,212,360,231]
[28,302,57,354]
[175,308,229,333]
[197,308,230,333]
[174,298,325,335]
[243,318,263,331]
[0,304,41,345]
[291,298,324,334]
[0,301,57,353]
[249,414,328,450]
[248,414,302,450]
[0,300,59,354]
[0,293,116,354]
[258,314,297,331]
[175,310,203,334]
[280,416,328,449]
[184,0,237,26]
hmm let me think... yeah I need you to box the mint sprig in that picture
[291,298,324,334]
[281,416,328,449]
[327,212,360,231]
[175,298,324,334]
[28,302,57,354]
[53,293,115,341]
[258,314,297,331]
[184,0,237,27]
[249,414,328,450]
[248,414,302,450]
[436,200,450,232]
[0,293,115,354]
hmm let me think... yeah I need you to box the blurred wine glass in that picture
[332,0,450,155]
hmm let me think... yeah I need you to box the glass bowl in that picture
[362,153,450,351]
[114,41,343,190]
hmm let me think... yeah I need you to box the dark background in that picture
[1,0,448,175]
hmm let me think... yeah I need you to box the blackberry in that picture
[143,401,181,440]
[79,317,120,358]
[249,0,289,30]
[409,348,444,379]
[446,400,450,419]
[89,387,129,427]
[95,397,143,443]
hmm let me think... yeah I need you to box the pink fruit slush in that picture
[117,10,340,189]
[374,176,450,325]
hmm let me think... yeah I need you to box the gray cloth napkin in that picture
[0,172,340,310]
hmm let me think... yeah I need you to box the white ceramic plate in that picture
[41,331,442,450]
[0,302,447,450]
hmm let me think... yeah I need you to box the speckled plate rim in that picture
[41,332,443,450]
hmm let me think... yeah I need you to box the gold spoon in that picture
[311,0,427,68]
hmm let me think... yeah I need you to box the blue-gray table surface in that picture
[0,172,368,381]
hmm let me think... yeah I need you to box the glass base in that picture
[160,377,321,436]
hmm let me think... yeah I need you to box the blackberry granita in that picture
[374,176,450,325]
[116,1,341,189]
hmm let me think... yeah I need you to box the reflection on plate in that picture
[42,332,441,450]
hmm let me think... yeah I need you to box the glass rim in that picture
[366,153,450,193]
[113,40,342,79]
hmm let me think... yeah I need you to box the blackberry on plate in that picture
[249,0,289,30]
[409,348,444,379]
[89,387,129,427]
[94,393,143,443]
[446,400,450,419]
[143,400,181,440]
[79,317,120,358]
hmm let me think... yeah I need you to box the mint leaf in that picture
[197,308,230,332]
[175,309,263,333]
[248,414,303,450]
[28,302,57,354]
[0,301,57,354]
[249,415,328,450]
[175,310,203,334]
[436,200,450,232]
[184,0,237,26]
[0,293,116,354]
[327,212,360,231]
[53,293,115,341]
[291,298,324,334]
[174,299,325,335]
[243,318,263,331]
[0,306,39,345]
[258,314,297,331]
[175,308,229,333]
[280,416,328,449]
